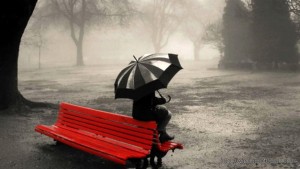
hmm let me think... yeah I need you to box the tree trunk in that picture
[76,1,86,67]
[0,43,20,110]
[76,41,84,66]
[69,18,85,66]
[153,44,161,53]
[68,0,86,67]
[193,41,200,61]
[38,45,41,69]
[0,0,37,110]
[152,31,162,53]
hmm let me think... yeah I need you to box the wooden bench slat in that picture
[55,121,152,149]
[56,119,153,150]
[60,110,155,135]
[54,124,151,155]
[158,141,184,152]
[59,112,153,139]
[52,126,148,158]
[57,113,154,145]
[54,123,151,155]
[35,125,127,165]
[59,110,154,137]
[60,102,157,129]
[37,125,149,159]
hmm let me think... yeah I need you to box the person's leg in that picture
[154,105,169,131]
[154,105,174,142]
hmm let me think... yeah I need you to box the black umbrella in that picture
[114,53,183,100]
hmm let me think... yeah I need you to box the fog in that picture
[19,0,225,70]
[5,1,300,169]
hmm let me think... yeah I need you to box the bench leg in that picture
[53,139,62,146]
[150,156,162,168]
[149,146,167,168]
[134,158,148,169]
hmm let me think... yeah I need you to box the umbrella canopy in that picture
[114,53,183,100]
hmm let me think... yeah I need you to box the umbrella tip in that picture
[133,55,138,62]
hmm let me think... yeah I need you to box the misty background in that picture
[2,1,300,168]
[18,0,225,69]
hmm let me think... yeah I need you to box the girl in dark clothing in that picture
[132,91,174,142]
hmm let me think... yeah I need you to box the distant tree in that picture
[180,0,224,60]
[140,0,182,52]
[222,0,251,68]
[287,0,300,37]
[35,0,133,66]
[22,12,46,69]
[203,20,224,59]
[0,0,40,110]
[181,0,208,60]
[252,0,298,69]
[288,0,300,16]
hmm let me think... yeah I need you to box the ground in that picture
[1,61,300,169]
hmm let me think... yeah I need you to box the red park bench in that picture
[35,102,183,169]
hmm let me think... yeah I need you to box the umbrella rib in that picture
[137,63,158,84]
[126,65,137,89]
[140,53,156,60]
[133,64,147,89]
[117,65,135,89]
[141,53,168,59]
[141,57,171,63]
[139,63,165,79]
[115,64,134,83]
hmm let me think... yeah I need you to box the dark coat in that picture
[132,92,166,121]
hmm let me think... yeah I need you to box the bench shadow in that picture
[36,143,130,169]
[36,143,177,169]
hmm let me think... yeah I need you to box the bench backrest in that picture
[55,102,157,152]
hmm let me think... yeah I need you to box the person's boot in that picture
[159,131,174,143]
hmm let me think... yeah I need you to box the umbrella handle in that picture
[166,95,172,103]
[157,90,171,103]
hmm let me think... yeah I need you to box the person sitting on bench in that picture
[132,91,174,142]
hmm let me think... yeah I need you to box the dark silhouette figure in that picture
[132,91,174,142]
